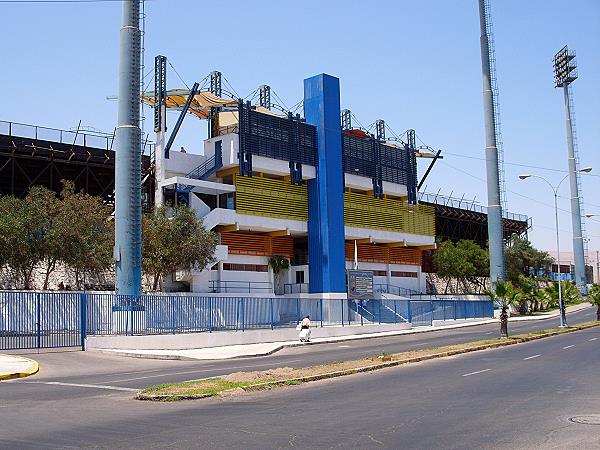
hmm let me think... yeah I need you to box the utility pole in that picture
[478,0,505,285]
[553,46,587,293]
[114,0,142,296]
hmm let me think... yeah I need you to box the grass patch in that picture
[138,320,599,401]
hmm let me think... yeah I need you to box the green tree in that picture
[433,240,488,293]
[505,237,552,284]
[0,188,55,289]
[486,281,523,338]
[587,284,600,321]
[515,274,537,314]
[58,182,114,289]
[142,205,217,291]
[269,255,290,295]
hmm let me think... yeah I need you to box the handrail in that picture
[209,280,273,294]
[0,119,155,155]
[418,191,528,222]
[186,145,223,180]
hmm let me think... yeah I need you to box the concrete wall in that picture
[86,321,412,351]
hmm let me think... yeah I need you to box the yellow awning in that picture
[142,90,238,119]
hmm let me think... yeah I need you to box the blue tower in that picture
[304,74,346,294]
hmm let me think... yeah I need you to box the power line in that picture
[443,150,600,178]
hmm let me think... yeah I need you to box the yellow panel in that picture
[234,174,308,222]
[344,192,435,236]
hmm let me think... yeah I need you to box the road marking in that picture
[462,369,491,377]
[338,345,351,348]
[589,338,598,342]
[563,345,575,349]
[484,331,494,335]
[523,354,541,360]
[24,381,138,392]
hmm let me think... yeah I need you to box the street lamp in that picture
[519,167,592,327]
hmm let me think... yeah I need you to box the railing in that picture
[284,283,310,294]
[0,291,495,350]
[209,280,273,294]
[418,191,528,222]
[186,146,222,180]
[374,283,421,298]
[0,119,155,156]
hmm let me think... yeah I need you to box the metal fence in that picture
[0,292,494,350]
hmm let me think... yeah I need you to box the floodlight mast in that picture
[478,0,505,286]
[114,0,142,296]
[553,45,587,293]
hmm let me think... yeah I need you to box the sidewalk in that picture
[95,303,592,361]
[0,354,39,380]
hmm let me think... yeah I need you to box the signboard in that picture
[347,270,374,299]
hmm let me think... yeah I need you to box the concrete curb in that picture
[0,358,39,381]
[136,321,600,401]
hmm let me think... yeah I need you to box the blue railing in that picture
[186,145,223,180]
[0,292,494,350]
[374,283,421,298]
[209,280,273,294]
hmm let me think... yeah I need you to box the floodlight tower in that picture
[553,45,588,292]
[259,85,271,109]
[478,0,505,285]
[114,0,142,296]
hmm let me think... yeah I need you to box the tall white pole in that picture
[478,0,505,285]
[563,85,587,293]
[114,0,142,296]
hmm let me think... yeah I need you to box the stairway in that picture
[186,145,223,181]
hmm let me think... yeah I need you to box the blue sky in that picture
[2,0,599,255]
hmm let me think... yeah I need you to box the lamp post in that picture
[585,214,599,284]
[519,167,592,327]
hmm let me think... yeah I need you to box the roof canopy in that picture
[142,90,238,119]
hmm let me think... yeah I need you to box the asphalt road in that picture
[1,311,599,449]
[2,306,595,392]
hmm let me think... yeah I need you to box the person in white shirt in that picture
[299,315,311,342]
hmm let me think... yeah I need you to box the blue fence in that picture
[0,292,494,350]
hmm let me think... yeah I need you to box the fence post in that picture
[341,299,344,326]
[171,296,176,334]
[270,298,274,330]
[443,300,446,321]
[130,297,135,336]
[80,293,87,351]
[320,299,323,328]
[378,300,381,324]
[430,299,434,326]
[360,300,364,326]
[241,298,245,332]
[209,297,213,333]
[394,300,397,324]
[408,300,412,324]
[36,293,41,350]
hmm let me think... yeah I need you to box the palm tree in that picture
[487,281,523,338]
[587,284,600,321]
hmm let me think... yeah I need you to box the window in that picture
[391,271,418,278]
[372,270,387,277]
[295,271,305,284]
[222,263,268,272]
